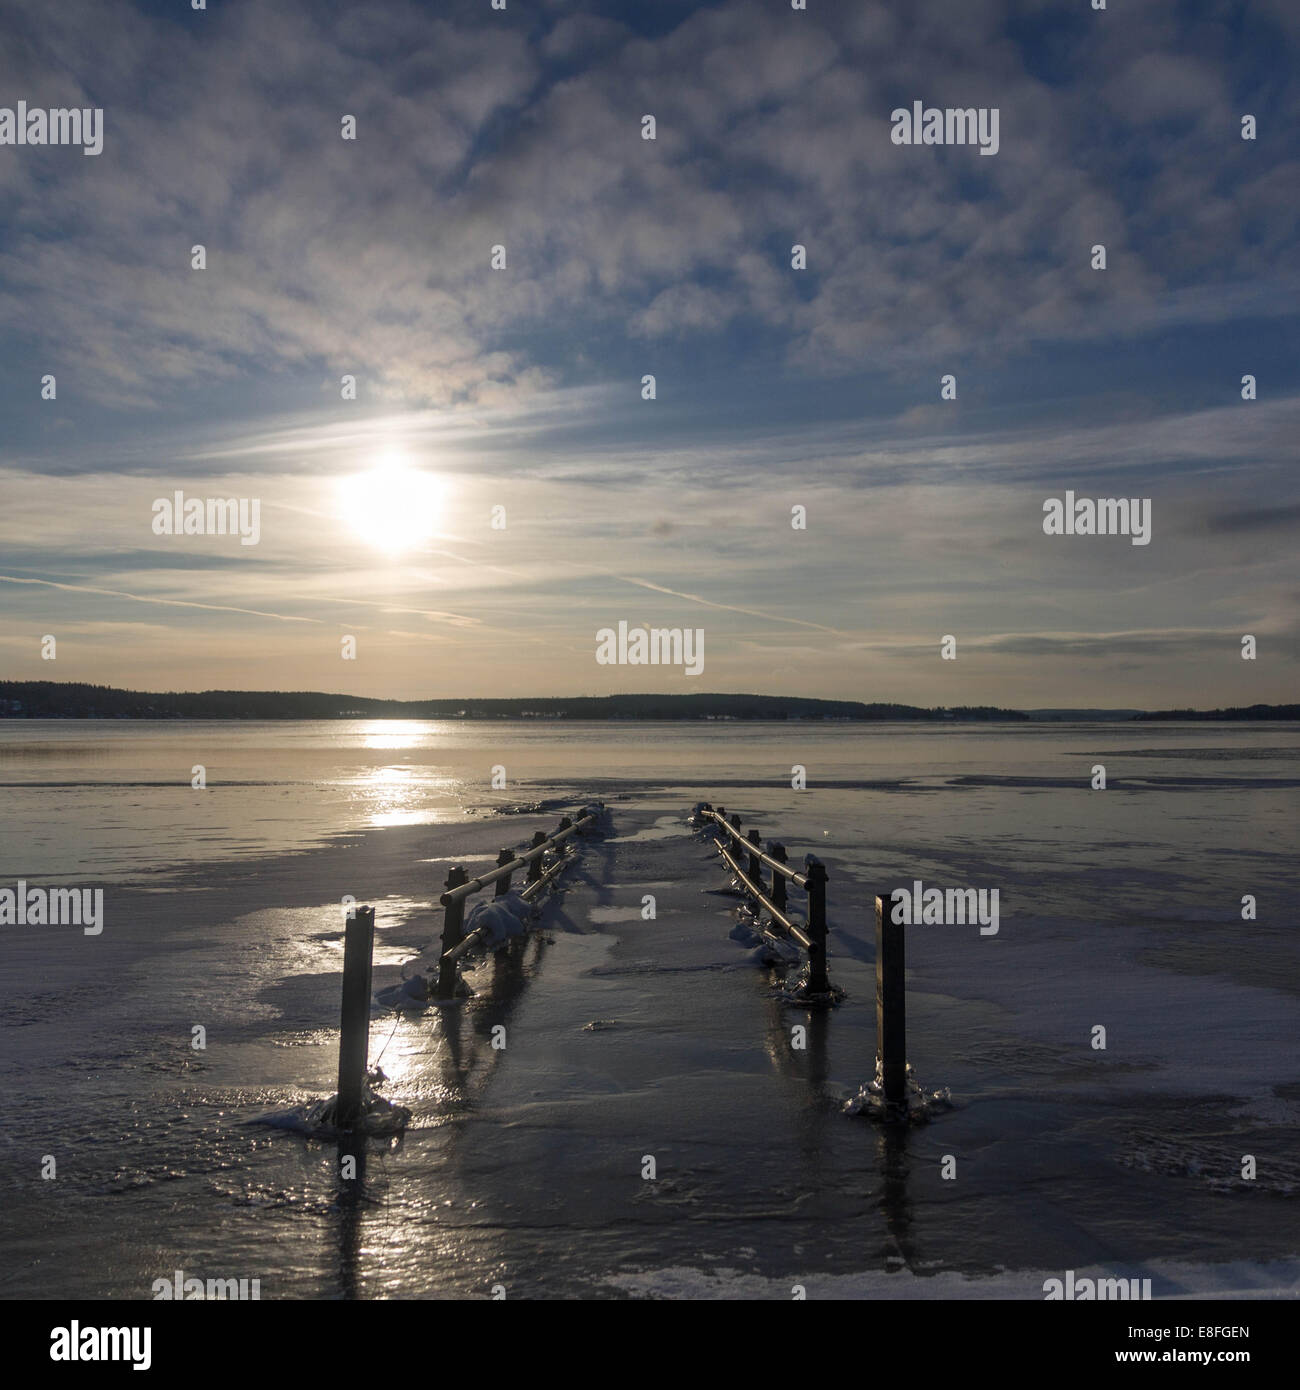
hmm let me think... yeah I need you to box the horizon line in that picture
[2,680,1296,718]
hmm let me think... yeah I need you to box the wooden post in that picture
[874,891,907,1105]
[770,842,787,913]
[335,905,375,1130]
[805,860,830,995]
[494,847,513,897]
[557,815,572,834]
[437,867,468,999]
[746,827,762,885]
[525,829,547,887]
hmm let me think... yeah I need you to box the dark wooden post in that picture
[746,827,762,884]
[436,867,468,999]
[805,860,829,994]
[557,815,572,834]
[494,847,513,897]
[335,905,375,1130]
[874,891,907,1105]
[770,842,787,913]
[729,813,742,838]
[525,829,547,887]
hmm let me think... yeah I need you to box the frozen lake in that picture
[0,719,1296,1298]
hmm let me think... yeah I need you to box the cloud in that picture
[1205,503,1300,536]
[1,0,1296,706]
[3,0,1296,412]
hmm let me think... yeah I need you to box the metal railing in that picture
[694,803,829,995]
[436,805,602,998]
[694,801,909,1106]
[328,806,602,1131]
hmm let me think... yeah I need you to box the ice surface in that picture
[5,722,1297,1298]
[602,1256,1300,1301]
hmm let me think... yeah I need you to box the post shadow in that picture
[334,1131,368,1299]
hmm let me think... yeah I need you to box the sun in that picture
[338,460,442,551]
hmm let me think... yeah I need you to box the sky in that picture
[1,0,1297,707]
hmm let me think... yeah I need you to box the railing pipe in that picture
[705,809,831,995]
[701,810,808,885]
[717,841,811,949]
[434,807,598,985]
[441,809,598,903]
[520,849,569,903]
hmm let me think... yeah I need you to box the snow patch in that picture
[465,889,539,948]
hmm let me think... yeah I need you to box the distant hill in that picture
[1133,704,1300,721]
[5,683,1290,722]
[0,682,1031,722]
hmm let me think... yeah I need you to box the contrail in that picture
[0,574,323,623]
[0,572,540,644]
[420,544,845,635]
[613,575,843,634]
[411,547,846,635]
[301,593,483,627]
[254,507,828,639]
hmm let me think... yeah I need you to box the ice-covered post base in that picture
[335,905,375,1130]
[874,891,907,1106]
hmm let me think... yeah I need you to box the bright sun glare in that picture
[338,459,441,551]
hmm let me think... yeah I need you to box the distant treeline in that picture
[1134,704,1300,721]
[5,683,1292,722]
[0,682,1032,722]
